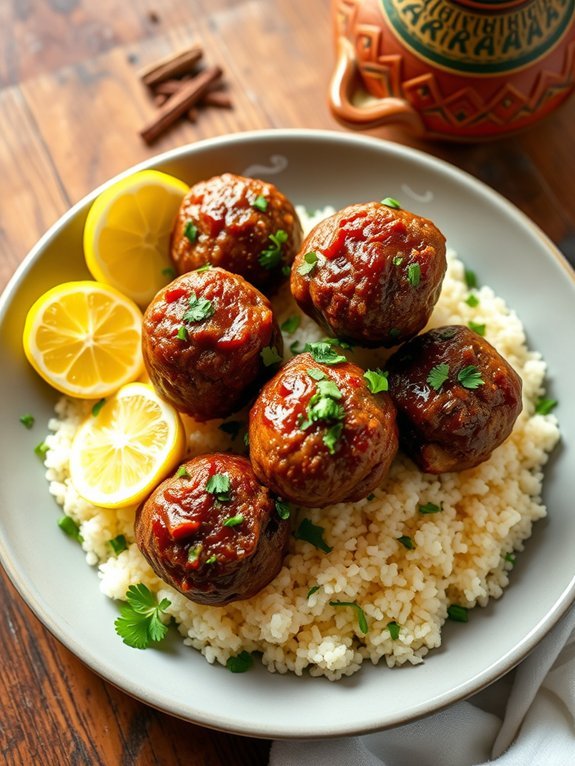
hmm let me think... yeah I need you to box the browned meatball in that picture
[386,325,523,473]
[290,201,446,347]
[170,173,303,294]
[135,454,290,605]
[142,267,283,421]
[248,352,398,507]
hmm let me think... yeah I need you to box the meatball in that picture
[290,201,446,347]
[386,325,523,473]
[170,173,303,294]
[135,454,290,605]
[142,267,283,421]
[249,352,398,507]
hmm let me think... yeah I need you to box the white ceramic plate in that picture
[1,130,574,739]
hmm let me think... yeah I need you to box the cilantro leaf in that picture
[184,220,198,243]
[427,363,450,392]
[35,441,49,460]
[109,534,127,555]
[58,515,83,543]
[323,422,343,454]
[407,263,421,287]
[223,514,244,527]
[363,369,389,394]
[464,268,478,289]
[281,315,301,334]
[381,197,401,209]
[468,320,486,336]
[176,464,190,478]
[183,292,215,323]
[260,345,283,367]
[226,651,253,673]
[259,229,288,269]
[305,341,346,365]
[295,518,333,553]
[465,293,479,307]
[535,397,557,415]
[297,251,318,276]
[307,368,326,381]
[206,473,232,503]
[397,535,414,550]
[457,365,484,389]
[252,195,268,212]
[114,584,171,649]
[419,502,442,515]
[275,499,291,520]
[289,340,303,356]
[19,413,35,429]
[329,600,368,634]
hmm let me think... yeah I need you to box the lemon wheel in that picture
[22,281,144,399]
[83,169,189,307]
[69,382,186,508]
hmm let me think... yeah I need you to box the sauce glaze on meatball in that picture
[290,201,446,347]
[170,173,303,294]
[386,325,523,473]
[135,454,290,605]
[142,267,283,421]
[249,353,398,507]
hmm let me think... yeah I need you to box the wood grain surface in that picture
[0,1,573,764]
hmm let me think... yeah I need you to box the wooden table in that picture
[0,1,573,763]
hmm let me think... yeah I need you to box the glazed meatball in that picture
[135,454,290,605]
[290,201,446,347]
[170,173,303,294]
[249,352,398,507]
[142,267,283,421]
[386,325,523,473]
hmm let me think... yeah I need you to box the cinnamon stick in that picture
[154,78,189,96]
[140,66,223,144]
[200,91,233,109]
[140,46,203,88]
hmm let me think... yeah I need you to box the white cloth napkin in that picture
[270,604,575,766]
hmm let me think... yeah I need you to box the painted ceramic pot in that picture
[329,0,575,140]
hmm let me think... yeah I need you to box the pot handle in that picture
[329,36,424,133]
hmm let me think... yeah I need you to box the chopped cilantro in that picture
[175,465,190,478]
[252,194,268,212]
[184,220,198,243]
[91,398,106,416]
[295,518,333,553]
[223,514,244,527]
[465,293,480,307]
[275,499,291,520]
[218,421,243,440]
[176,325,188,341]
[281,315,301,334]
[387,621,400,640]
[419,502,442,515]
[259,229,288,269]
[194,263,212,273]
[58,515,83,543]
[187,543,202,564]
[381,197,401,209]
[183,293,215,323]
[109,535,127,555]
[393,256,404,266]
[504,552,516,566]
[205,554,217,565]
[114,584,171,649]
[304,341,346,365]
[35,441,49,460]
[243,432,250,448]
[206,473,232,503]
[468,320,486,336]
[323,422,343,455]
[363,369,389,394]
[307,368,326,381]
[289,340,303,356]
[535,397,557,415]
[427,363,450,392]
[447,604,469,623]
[19,413,35,429]
[329,600,368,634]
[397,535,415,550]
[226,651,253,673]
[407,263,421,287]
[297,251,318,276]
[321,336,354,350]
[457,365,484,389]
[464,268,478,289]
[260,345,283,367]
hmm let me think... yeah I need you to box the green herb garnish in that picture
[218,421,243,440]
[206,473,232,503]
[114,584,171,649]
[407,263,421,287]
[304,341,346,365]
[259,229,288,269]
[91,398,106,416]
[295,518,333,553]
[321,336,355,350]
[393,256,404,266]
[535,397,557,415]
[504,552,516,566]
[35,441,49,460]
[184,220,198,243]
[329,601,368,634]
[175,465,189,478]
[323,422,343,455]
[275,499,291,520]
[366,493,376,501]
[187,543,202,564]
[427,363,450,392]
[19,413,35,429]
[419,502,442,515]
[183,292,215,323]
[243,432,250,448]
[109,534,127,555]
[381,197,401,209]
[297,251,318,276]
[226,651,253,673]
[300,379,345,455]
[252,195,268,212]
[363,369,389,394]
[194,263,212,272]
[260,345,283,367]
[464,268,478,289]
[206,554,217,564]
[281,315,301,334]
[457,365,484,389]
[162,267,176,280]
[289,340,303,356]
[307,585,321,599]
[387,621,400,640]
[397,535,415,550]
[282,264,291,276]
[465,293,480,307]
[468,320,486,336]
[176,326,188,341]
[223,514,244,527]
[58,515,83,543]
[447,604,469,623]
[307,368,326,381]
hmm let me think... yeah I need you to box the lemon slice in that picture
[83,169,189,306]
[23,281,144,399]
[70,382,186,508]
